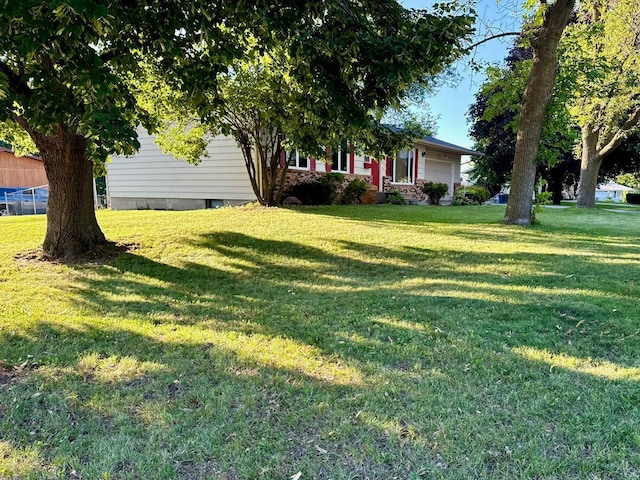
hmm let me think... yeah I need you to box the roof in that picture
[0,147,42,162]
[415,135,482,156]
[382,124,482,156]
[596,182,638,192]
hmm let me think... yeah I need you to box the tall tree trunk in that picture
[503,0,575,225]
[576,125,603,208]
[35,125,106,259]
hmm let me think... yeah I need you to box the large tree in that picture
[0,1,287,258]
[142,5,473,206]
[559,0,640,207]
[0,1,473,258]
[503,0,575,225]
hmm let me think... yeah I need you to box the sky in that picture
[401,0,525,150]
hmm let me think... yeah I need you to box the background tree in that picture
[0,1,473,257]
[142,4,474,206]
[468,39,579,203]
[559,0,640,207]
[503,0,575,225]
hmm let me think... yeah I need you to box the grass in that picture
[0,204,639,479]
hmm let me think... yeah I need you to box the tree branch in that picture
[99,49,127,64]
[599,107,640,158]
[467,32,521,50]
[0,59,32,99]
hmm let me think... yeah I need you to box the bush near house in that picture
[341,178,369,204]
[288,173,344,205]
[385,190,407,205]
[451,185,491,205]
[626,193,640,204]
[421,181,449,205]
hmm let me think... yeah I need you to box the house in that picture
[0,147,48,215]
[106,130,479,210]
[595,182,638,203]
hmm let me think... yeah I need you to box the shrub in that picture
[322,172,345,204]
[535,191,552,206]
[450,192,474,206]
[341,178,369,204]
[451,185,490,205]
[386,190,407,205]
[288,173,345,205]
[289,181,333,205]
[626,193,640,204]
[421,181,449,205]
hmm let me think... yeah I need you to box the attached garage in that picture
[424,158,455,194]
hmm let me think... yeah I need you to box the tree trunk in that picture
[576,125,603,208]
[35,126,107,259]
[503,0,575,225]
[548,164,566,205]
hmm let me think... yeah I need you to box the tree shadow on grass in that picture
[64,231,640,370]
[295,204,640,256]
[5,226,639,477]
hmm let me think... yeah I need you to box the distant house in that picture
[106,130,479,210]
[595,182,638,203]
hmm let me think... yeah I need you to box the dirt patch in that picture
[14,242,141,266]
[0,359,32,387]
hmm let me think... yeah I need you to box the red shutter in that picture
[349,143,355,174]
[280,150,286,168]
[326,147,332,172]
[310,158,316,172]
[386,156,392,177]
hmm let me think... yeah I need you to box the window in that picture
[286,150,308,170]
[392,150,414,184]
[331,142,349,173]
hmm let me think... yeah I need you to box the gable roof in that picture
[597,182,638,192]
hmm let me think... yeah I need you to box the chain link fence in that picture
[1,185,49,216]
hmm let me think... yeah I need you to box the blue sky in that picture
[401,0,525,149]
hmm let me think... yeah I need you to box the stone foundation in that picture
[382,177,427,202]
[281,169,374,199]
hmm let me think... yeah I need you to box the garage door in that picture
[425,160,453,197]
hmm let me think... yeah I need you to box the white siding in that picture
[353,153,372,177]
[107,131,256,202]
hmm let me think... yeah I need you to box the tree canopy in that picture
[0,0,474,258]
[474,0,640,213]
[141,3,474,205]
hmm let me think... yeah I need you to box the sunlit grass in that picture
[1,204,639,479]
[514,347,640,381]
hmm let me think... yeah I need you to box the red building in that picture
[0,148,47,188]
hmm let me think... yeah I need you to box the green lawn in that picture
[1,205,639,479]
